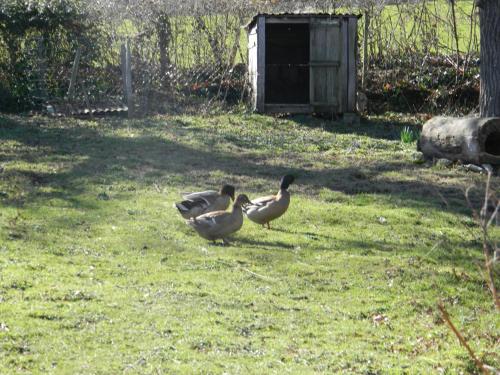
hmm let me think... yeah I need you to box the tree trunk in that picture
[419,116,500,164]
[478,0,500,117]
[156,12,171,89]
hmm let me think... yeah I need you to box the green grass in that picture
[400,126,420,144]
[0,112,498,374]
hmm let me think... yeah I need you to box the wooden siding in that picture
[256,16,266,112]
[248,24,258,111]
[309,19,341,111]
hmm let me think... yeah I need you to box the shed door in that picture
[309,19,341,109]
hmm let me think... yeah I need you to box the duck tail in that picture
[175,202,190,213]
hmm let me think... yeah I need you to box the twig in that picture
[216,260,277,282]
[424,239,445,258]
[465,175,500,311]
[432,186,449,208]
[153,182,162,193]
[239,267,277,282]
[437,302,488,374]
[485,202,499,229]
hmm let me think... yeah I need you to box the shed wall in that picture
[256,16,266,112]
[249,15,359,114]
[248,24,258,110]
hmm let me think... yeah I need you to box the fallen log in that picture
[419,117,500,165]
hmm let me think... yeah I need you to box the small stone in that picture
[464,164,484,173]
[357,92,368,113]
[435,158,453,168]
[346,140,361,153]
[372,314,389,325]
[411,151,425,164]
[46,105,55,115]
[343,113,360,125]
[97,192,110,200]
[378,216,387,224]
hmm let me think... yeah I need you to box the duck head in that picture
[280,175,295,190]
[220,184,236,201]
[234,194,251,207]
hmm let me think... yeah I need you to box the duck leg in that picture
[222,238,231,246]
[266,222,271,230]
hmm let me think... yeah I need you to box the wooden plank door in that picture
[309,19,342,110]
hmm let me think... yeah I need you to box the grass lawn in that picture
[0,112,498,374]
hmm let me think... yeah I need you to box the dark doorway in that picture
[265,23,310,104]
[485,131,500,156]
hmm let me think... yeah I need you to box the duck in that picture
[175,184,235,219]
[187,194,251,245]
[243,175,295,229]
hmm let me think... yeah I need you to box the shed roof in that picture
[245,13,361,30]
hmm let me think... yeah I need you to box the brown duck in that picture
[187,194,251,245]
[243,175,295,229]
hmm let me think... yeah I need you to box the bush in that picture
[0,0,97,112]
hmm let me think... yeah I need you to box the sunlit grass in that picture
[0,112,498,373]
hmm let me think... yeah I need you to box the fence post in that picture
[126,39,133,117]
[67,46,82,101]
[121,41,133,117]
[120,43,127,102]
[36,37,48,101]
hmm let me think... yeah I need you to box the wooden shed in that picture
[247,14,360,114]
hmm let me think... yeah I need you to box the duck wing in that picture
[246,195,276,208]
[176,191,221,218]
[243,195,276,213]
[182,190,219,202]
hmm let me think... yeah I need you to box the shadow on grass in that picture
[0,114,491,274]
[270,227,337,241]
[221,233,482,277]
[287,114,421,141]
[236,236,296,250]
[0,114,475,216]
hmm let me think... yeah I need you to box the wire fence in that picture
[0,0,481,116]
[7,18,249,117]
